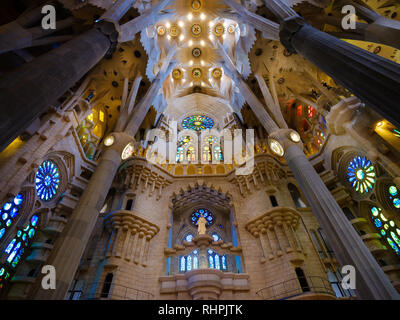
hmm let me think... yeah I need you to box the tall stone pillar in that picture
[283,142,400,299]
[219,46,400,298]
[33,61,172,299]
[0,25,113,152]
[33,132,133,299]
[279,17,400,128]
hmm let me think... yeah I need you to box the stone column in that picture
[0,25,113,152]
[283,143,400,299]
[220,47,400,299]
[279,17,400,129]
[255,73,288,129]
[33,132,133,300]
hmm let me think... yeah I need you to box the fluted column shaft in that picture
[281,17,400,128]
[34,146,122,299]
[284,144,400,299]
[0,27,112,151]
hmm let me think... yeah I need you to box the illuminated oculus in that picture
[104,135,115,146]
[347,156,375,194]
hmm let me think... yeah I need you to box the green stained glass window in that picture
[182,115,214,131]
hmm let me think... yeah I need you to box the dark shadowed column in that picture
[0,24,114,152]
[280,16,400,128]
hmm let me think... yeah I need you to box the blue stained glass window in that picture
[185,234,194,242]
[212,233,220,242]
[221,255,227,270]
[215,254,220,270]
[387,185,400,209]
[370,206,400,256]
[180,256,185,272]
[191,208,214,226]
[182,115,214,131]
[179,250,199,272]
[0,215,39,288]
[347,156,375,194]
[35,160,60,201]
[0,194,23,240]
[208,255,214,269]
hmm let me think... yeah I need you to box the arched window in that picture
[0,194,23,240]
[176,136,194,163]
[370,206,400,255]
[211,233,220,242]
[288,183,306,208]
[0,214,39,289]
[179,250,199,272]
[295,267,310,292]
[387,185,400,209]
[100,273,113,298]
[202,136,223,163]
[184,234,194,242]
[35,160,60,201]
[207,249,227,271]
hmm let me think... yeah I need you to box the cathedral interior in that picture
[0,0,400,301]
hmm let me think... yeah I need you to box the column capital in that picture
[268,128,303,156]
[279,16,308,53]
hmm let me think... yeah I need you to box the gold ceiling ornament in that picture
[227,24,236,34]
[191,0,202,10]
[156,25,166,36]
[211,68,222,79]
[213,23,225,36]
[191,24,202,37]
[172,68,183,80]
[192,68,202,79]
[192,47,202,58]
[168,25,180,37]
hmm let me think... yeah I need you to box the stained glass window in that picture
[347,156,376,194]
[307,105,316,118]
[202,136,223,162]
[185,234,194,242]
[370,206,400,255]
[0,194,23,240]
[191,208,214,226]
[394,129,400,138]
[179,250,199,272]
[176,136,194,163]
[388,185,400,209]
[212,233,220,242]
[207,249,227,271]
[35,160,60,201]
[182,115,214,131]
[0,215,39,288]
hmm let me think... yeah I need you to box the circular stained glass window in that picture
[35,161,60,201]
[182,115,214,131]
[347,156,376,194]
[191,208,214,226]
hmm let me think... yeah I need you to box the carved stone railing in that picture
[245,207,304,262]
[104,210,159,267]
